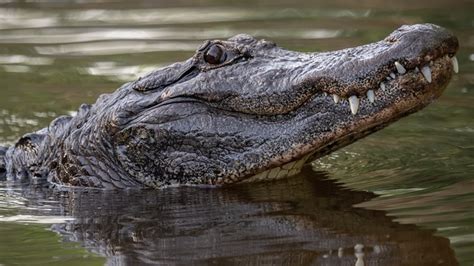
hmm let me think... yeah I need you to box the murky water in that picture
[0,0,472,265]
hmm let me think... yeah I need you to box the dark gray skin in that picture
[0,23,459,189]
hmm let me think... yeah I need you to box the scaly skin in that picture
[0,24,459,189]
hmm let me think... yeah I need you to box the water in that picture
[0,0,472,265]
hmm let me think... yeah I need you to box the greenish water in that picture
[0,0,473,265]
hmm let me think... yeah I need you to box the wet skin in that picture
[0,24,459,189]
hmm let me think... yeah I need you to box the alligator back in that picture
[1,104,89,183]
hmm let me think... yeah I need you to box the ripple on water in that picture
[0,215,75,224]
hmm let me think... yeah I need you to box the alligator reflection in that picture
[25,167,457,265]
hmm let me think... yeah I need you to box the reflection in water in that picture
[3,167,457,265]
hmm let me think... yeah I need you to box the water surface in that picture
[0,0,473,265]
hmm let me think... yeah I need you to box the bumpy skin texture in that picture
[0,24,458,189]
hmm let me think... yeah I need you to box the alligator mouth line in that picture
[320,54,459,115]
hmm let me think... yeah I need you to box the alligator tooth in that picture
[348,95,359,115]
[380,83,386,91]
[451,56,459,73]
[390,72,396,79]
[323,92,328,96]
[332,94,340,103]
[394,61,406,74]
[367,90,375,103]
[421,65,432,83]
[415,67,420,73]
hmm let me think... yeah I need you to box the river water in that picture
[0,0,473,265]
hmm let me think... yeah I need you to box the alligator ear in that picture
[131,59,198,92]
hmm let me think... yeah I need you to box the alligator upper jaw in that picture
[292,24,459,115]
[315,53,459,117]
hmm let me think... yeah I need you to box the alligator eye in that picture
[204,44,226,64]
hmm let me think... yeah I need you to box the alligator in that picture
[0,23,459,189]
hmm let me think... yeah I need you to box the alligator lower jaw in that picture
[238,154,312,183]
[237,53,457,185]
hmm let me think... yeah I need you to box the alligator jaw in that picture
[237,25,459,185]
[242,54,458,184]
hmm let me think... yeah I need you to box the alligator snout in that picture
[296,23,459,116]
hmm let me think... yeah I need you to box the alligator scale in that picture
[0,24,459,189]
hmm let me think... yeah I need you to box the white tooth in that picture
[367,90,375,103]
[415,67,420,73]
[332,94,340,103]
[348,95,359,115]
[394,61,406,74]
[380,83,386,91]
[421,65,432,83]
[323,92,328,96]
[451,56,459,73]
[390,72,396,79]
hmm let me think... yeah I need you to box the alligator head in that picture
[5,23,458,188]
